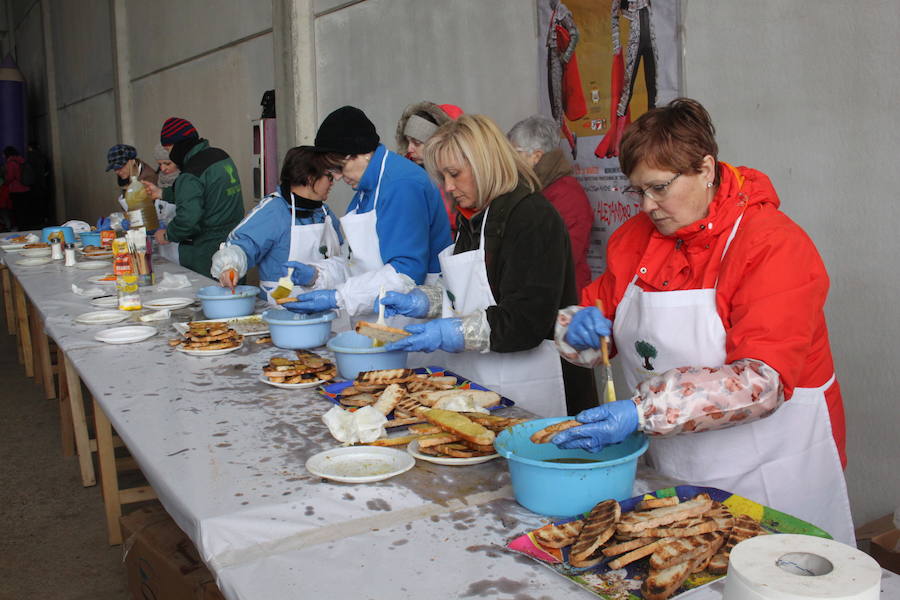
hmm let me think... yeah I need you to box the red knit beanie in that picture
[160,117,199,145]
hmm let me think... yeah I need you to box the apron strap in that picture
[371,151,389,210]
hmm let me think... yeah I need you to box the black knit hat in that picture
[313,106,379,155]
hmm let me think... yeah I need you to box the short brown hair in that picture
[619,98,720,186]
[423,114,540,209]
[280,146,342,190]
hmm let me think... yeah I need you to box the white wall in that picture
[682,0,900,526]
[314,0,540,213]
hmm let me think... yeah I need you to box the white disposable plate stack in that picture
[94,325,157,344]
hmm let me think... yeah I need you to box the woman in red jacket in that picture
[552,99,854,545]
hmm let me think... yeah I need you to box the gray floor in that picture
[0,300,128,599]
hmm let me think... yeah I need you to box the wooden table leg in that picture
[93,397,122,545]
[63,353,96,486]
[57,347,74,457]
[1,265,14,335]
[32,314,55,399]
[13,278,33,377]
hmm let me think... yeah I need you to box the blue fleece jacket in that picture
[346,145,451,283]
[224,187,342,283]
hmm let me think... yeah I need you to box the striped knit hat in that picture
[160,117,199,145]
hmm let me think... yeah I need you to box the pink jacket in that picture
[4,156,30,193]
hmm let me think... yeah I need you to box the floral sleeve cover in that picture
[555,306,785,436]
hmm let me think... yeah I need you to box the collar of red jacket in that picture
[634,162,780,290]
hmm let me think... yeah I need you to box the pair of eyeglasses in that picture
[622,173,681,202]
[326,155,353,178]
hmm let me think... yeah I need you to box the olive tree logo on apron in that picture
[635,340,657,370]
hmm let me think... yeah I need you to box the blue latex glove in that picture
[282,289,337,313]
[565,306,612,350]
[120,219,130,231]
[384,318,465,353]
[96,217,110,231]
[284,261,317,286]
[375,290,430,318]
[552,400,640,452]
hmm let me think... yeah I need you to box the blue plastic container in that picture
[196,285,260,319]
[494,417,649,517]
[262,308,335,350]
[78,231,102,247]
[41,226,75,244]
[326,330,408,380]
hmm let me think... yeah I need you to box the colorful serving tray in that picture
[318,366,515,418]
[506,485,830,600]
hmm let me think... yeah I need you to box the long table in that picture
[4,242,898,599]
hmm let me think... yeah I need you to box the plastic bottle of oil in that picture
[124,176,159,230]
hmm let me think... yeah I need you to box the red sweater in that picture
[543,175,593,293]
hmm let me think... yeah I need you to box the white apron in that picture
[612,213,855,545]
[415,203,566,418]
[259,193,341,305]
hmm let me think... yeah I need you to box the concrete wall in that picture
[313,0,540,212]
[682,0,900,526]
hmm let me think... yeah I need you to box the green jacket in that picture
[166,140,244,277]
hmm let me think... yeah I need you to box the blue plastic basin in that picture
[41,226,75,243]
[196,285,260,319]
[326,330,408,380]
[78,231,102,247]
[262,308,335,350]
[494,418,649,517]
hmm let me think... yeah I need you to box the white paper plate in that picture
[89,296,120,308]
[406,439,499,466]
[94,325,157,344]
[175,341,243,356]
[143,297,194,311]
[305,446,415,483]
[87,273,117,285]
[84,253,113,260]
[257,373,332,390]
[20,247,52,257]
[76,260,110,270]
[16,257,52,266]
[74,310,130,325]
[0,242,27,251]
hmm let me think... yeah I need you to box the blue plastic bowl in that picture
[494,418,649,517]
[78,231,102,247]
[196,285,260,319]
[41,226,75,243]
[326,330,408,380]
[262,308,335,350]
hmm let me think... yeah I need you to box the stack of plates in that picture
[77,261,110,271]
[74,310,130,325]
[94,325,156,344]
[16,257,52,266]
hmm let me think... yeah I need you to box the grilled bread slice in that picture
[356,369,417,385]
[641,518,721,538]
[416,432,462,448]
[648,531,725,571]
[422,409,495,447]
[637,496,681,511]
[366,435,418,447]
[602,536,655,557]
[372,384,405,416]
[459,413,526,431]
[530,420,581,444]
[534,520,585,549]
[416,389,501,409]
[569,499,621,567]
[617,494,713,534]
[607,538,668,570]
[707,514,765,575]
[641,559,694,600]
[354,320,411,343]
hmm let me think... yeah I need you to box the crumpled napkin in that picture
[156,272,191,290]
[61,220,91,234]
[140,309,171,322]
[322,405,387,444]
[72,283,105,297]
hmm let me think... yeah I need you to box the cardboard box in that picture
[870,529,900,575]
[120,504,226,600]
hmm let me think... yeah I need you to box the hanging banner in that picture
[538,0,681,277]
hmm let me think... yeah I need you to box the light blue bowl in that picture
[262,309,335,350]
[326,330,408,380]
[494,418,649,517]
[41,226,75,243]
[78,231,102,247]
[196,285,260,319]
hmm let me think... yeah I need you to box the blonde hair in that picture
[423,114,540,209]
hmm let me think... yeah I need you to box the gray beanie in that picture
[153,143,170,162]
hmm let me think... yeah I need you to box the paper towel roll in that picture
[724,534,881,600]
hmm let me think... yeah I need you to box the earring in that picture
[706,182,713,188]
